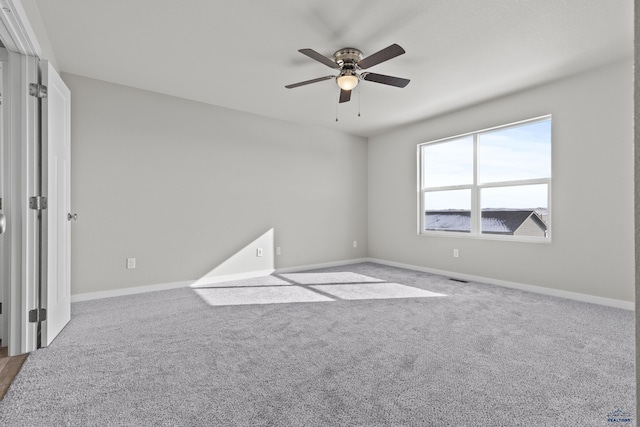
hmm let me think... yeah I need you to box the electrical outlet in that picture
[256,248,263,257]
[353,240,358,248]
[453,249,459,258]
[127,258,136,269]
[275,247,281,255]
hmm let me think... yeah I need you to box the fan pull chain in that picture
[336,95,339,122]
[358,85,361,117]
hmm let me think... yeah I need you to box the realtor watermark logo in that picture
[607,409,633,424]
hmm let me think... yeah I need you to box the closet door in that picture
[41,60,71,346]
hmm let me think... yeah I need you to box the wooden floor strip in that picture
[0,357,10,373]
[0,348,28,400]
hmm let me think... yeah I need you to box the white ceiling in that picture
[33,0,633,137]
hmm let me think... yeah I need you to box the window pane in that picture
[480,184,548,237]
[422,136,473,188]
[424,189,471,232]
[478,120,551,184]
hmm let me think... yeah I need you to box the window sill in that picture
[418,231,551,244]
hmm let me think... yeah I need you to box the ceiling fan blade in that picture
[285,75,335,89]
[339,89,351,103]
[298,48,340,69]
[362,72,410,88]
[357,44,405,69]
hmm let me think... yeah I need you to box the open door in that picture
[40,60,71,346]
[0,1,68,355]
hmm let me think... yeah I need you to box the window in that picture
[418,116,551,241]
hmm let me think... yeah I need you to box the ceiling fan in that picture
[285,44,410,103]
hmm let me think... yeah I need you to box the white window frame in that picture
[417,115,552,243]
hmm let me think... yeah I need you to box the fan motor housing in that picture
[333,48,363,66]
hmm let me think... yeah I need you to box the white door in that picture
[41,61,71,346]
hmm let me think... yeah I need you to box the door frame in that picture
[0,0,44,355]
[0,50,6,346]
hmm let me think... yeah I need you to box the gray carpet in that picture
[0,263,634,426]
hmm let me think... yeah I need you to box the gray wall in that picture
[64,59,634,302]
[368,59,634,302]
[64,73,368,295]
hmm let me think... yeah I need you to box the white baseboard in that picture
[69,260,367,302]
[70,257,634,311]
[71,280,194,302]
[367,258,635,311]
[274,258,370,274]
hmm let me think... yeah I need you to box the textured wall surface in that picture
[64,73,368,295]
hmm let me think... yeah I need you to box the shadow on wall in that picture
[191,228,275,287]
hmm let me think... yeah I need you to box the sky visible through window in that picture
[423,136,473,188]
[478,120,551,185]
[423,119,551,210]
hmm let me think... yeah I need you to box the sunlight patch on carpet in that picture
[194,286,333,306]
[192,275,291,288]
[279,272,385,285]
[193,272,447,307]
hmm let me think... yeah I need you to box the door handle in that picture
[67,213,78,221]
[0,212,5,235]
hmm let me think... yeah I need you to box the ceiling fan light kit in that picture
[286,44,410,105]
[336,73,359,90]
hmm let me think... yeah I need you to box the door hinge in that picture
[28,308,46,323]
[29,196,47,210]
[29,83,48,98]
